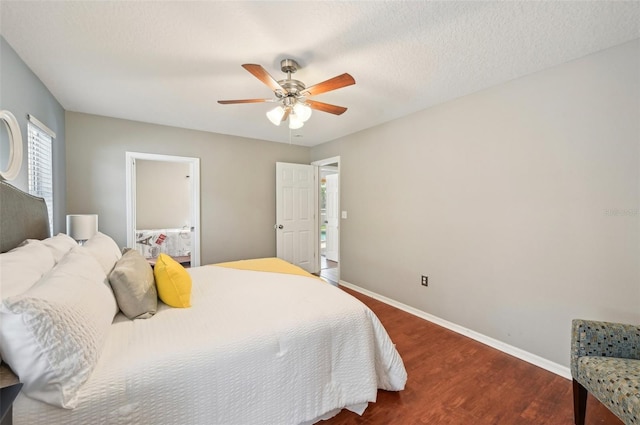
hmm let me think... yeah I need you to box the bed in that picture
[0,180,407,425]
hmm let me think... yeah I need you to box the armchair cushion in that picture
[571,319,640,377]
[575,356,640,423]
[571,319,640,425]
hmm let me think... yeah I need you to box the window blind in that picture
[27,117,55,233]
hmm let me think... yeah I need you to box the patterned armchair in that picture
[571,319,640,425]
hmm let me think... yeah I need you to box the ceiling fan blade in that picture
[242,64,288,95]
[306,99,348,115]
[301,73,355,97]
[217,99,272,104]
[281,107,291,124]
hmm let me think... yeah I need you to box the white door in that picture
[276,162,316,272]
[325,173,339,262]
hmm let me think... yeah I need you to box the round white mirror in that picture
[0,110,23,181]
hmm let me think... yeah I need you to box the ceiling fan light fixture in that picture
[266,106,285,126]
[220,60,355,130]
[288,114,304,129]
[293,103,312,122]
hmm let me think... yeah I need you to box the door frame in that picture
[324,172,339,262]
[311,156,340,275]
[125,152,201,266]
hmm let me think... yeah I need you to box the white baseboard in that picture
[339,280,571,380]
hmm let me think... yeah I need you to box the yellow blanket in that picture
[213,257,320,279]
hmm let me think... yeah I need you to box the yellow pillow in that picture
[153,254,192,308]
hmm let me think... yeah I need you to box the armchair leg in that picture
[572,379,587,425]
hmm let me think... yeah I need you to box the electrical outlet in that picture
[421,275,428,287]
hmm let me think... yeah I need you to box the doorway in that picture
[126,152,201,267]
[274,157,340,281]
[313,156,340,285]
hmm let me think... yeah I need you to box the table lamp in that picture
[66,214,98,245]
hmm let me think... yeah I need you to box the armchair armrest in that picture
[571,319,640,378]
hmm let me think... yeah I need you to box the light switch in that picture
[341,211,348,219]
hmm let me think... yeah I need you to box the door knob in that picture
[278,224,284,229]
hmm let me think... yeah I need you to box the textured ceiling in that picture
[1,1,639,147]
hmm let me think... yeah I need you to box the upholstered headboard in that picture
[0,180,50,253]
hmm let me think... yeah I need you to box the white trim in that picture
[339,280,572,380]
[311,156,340,167]
[27,114,56,139]
[125,151,201,266]
[0,110,23,181]
[313,166,320,274]
[125,153,136,249]
[311,156,341,277]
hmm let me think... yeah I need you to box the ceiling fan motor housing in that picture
[277,79,306,97]
[277,59,306,99]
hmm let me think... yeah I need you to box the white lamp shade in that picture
[66,214,98,241]
[266,106,285,126]
[288,114,304,129]
[293,103,312,122]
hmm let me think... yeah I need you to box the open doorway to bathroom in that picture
[126,152,201,267]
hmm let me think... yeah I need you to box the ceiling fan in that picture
[218,59,355,129]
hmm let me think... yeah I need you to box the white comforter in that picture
[14,265,407,425]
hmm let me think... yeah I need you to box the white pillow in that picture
[23,233,78,263]
[0,241,55,299]
[42,233,78,262]
[0,247,117,409]
[82,232,122,275]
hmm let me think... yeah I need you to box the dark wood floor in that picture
[320,256,339,284]
[323,287,623,425]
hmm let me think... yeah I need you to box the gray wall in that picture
[65,112,310,265]
[0,36,66,234]
[311,40,640,367]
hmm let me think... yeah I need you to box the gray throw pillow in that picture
[108,249,157,319]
